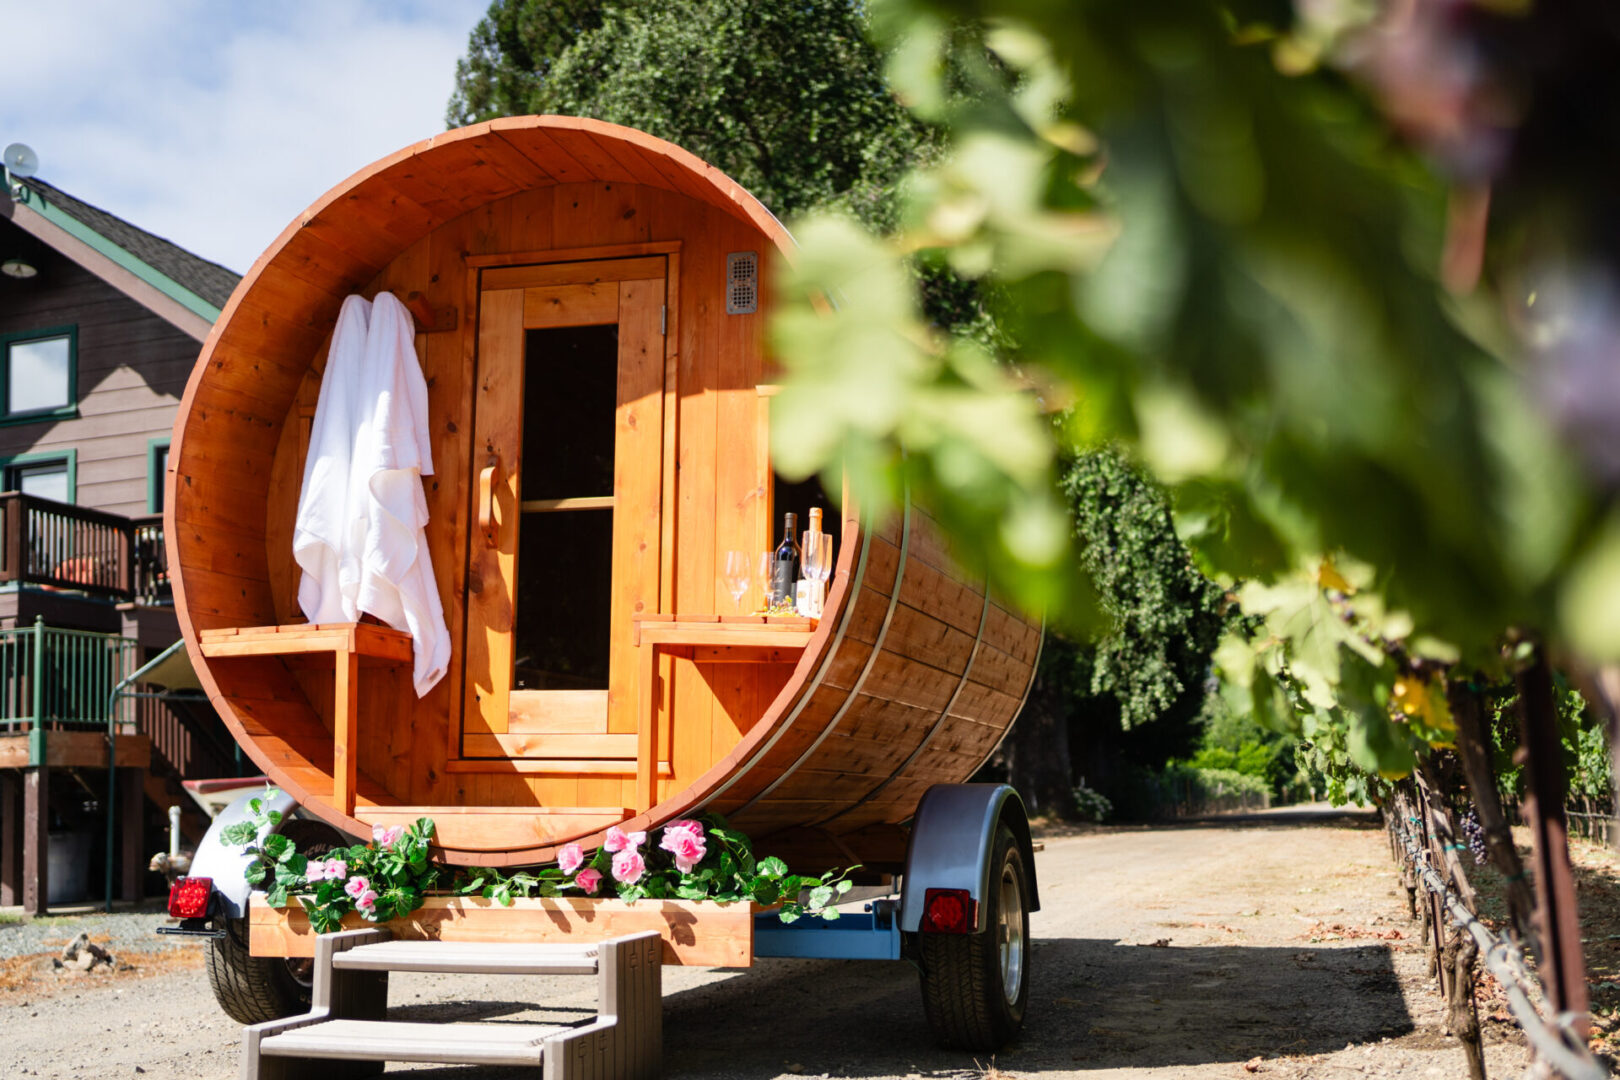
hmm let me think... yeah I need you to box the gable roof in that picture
[22,178,240,310]
[3,176,240,339]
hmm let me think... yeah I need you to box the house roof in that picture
[4,176,240,337]
[20,178,241,310]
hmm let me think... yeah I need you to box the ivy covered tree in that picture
[996,449,1226,815]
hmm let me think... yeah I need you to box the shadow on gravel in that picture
[334,937,1412,1079]
[652,938,1414,1077]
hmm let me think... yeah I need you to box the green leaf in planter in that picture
[460,875,486,895]
[285,853,308,878]
[273,863,302,887]
[808,885,834,910]
[756,856,788,878]
[264,810,283,827]
[266,884,288,909]
[248,798,262,815]
[821,907,842,921]
[244,861,267,886]
[835,878,854,895]
[261,833,293,862]
[221,822,257,847]
[777,908,802,925]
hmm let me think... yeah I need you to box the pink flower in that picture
[575,867,604,895]
[604,826,646,854]
[557,843,585,876]
[372,824,406,848]
[344,876,371,900]
[659,820,707,874]
[356,889,378,913]
[611,848,646,885]
[320,858,347,881]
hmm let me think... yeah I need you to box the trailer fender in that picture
[187,788,299,919]
[898,783,1040,934]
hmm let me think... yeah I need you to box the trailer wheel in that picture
[205,818,343,1024]
[917,825,1030,1051]
[207,918,312,1024]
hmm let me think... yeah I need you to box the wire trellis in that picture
[1391,817,1607,1080]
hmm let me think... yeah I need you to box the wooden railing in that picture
[0,493,168,603]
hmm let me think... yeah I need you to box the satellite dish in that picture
[4,143,40,178]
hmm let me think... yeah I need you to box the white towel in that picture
[293,294,371,626]
[292,291,451,697]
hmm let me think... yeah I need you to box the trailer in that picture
[163,117,1043,1071]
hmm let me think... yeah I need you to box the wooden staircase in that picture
[242,929,663,1080]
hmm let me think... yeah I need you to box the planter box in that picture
[247,893,754,967]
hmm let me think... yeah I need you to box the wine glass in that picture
[723,550,751,613]
[758,551,776,614]
[805,532,833,616]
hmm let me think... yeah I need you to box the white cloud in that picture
[2,0,489,273]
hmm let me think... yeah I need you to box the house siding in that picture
[0,217,202,518]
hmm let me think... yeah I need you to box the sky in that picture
[1,0,492,275]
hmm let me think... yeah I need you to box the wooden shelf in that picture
[198,623,413,815]
[198,622,413,662]
[631,614,815,810]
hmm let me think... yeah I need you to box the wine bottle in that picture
[770,512,800,609]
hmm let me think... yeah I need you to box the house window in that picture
[0,326,76,421]
[2,451,76,505]
[7,459,69,503]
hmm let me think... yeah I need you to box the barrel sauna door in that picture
[462,256,667,773]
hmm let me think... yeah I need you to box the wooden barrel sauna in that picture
[168,116,1042,872]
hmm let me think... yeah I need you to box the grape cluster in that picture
[1463,808,1488,867]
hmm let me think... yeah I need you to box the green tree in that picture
[448,0,926,229]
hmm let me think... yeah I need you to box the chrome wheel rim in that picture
[997,862,1025,1005]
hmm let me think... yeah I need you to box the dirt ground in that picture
[0,809,1584,1079]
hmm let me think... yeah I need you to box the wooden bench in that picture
[197,623,412,815]
[631,614,814,809]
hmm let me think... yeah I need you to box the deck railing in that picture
[0,493,169,603]
[0,618,141,734]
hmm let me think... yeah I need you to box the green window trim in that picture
[0,448,78,503]
[147,438,170,513]
[0,324,79,424]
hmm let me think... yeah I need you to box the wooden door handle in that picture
[479,457,501,548]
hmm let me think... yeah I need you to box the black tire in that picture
[206,917,312,1024]
[205,817,345,1024]
[917,825,1031,1051]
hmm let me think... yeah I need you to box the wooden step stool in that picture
[241,929,662,1080]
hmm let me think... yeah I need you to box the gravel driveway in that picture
[1,810,1532,1079]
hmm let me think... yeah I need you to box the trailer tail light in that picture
[920,888,976,934]
[168,876,213,919]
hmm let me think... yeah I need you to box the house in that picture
[0,165,242,914]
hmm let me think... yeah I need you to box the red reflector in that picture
[921,888,977,934]
[168,876,213,919]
